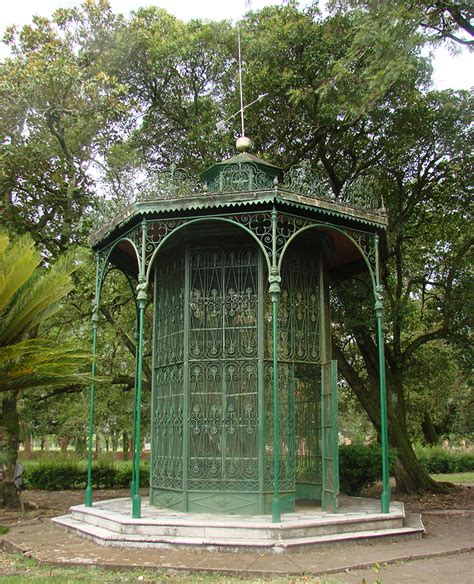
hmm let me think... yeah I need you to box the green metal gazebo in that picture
[86,144,390,522]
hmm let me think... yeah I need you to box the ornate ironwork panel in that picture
[207,162,275,193]
[321,359,339,511]
[150,227,331,512]
[188,248,259,492]
[282,161,381,211]
[152,254,185,490]
[264,252,322,495]
[263,362,295,493]
[139,164,204,201]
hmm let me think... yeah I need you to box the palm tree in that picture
[0,231,90,507]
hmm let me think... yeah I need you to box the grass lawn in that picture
[430,472,474,483]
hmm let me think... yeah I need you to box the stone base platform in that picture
[52,496,424,553]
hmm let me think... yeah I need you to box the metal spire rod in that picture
[216,93,268,131]
[238,24,245,137]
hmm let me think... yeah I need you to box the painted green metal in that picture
[376,292,390,513]
[130,319,139,499]
[132,221,148,519]
[149,231,333,515]
[132,294,146,518]
[331,360,340,498]
[271,290,281,523]
[85,310,99,508]
[375,235,390,513]
[257,252,266,514]
[182,245,190,511]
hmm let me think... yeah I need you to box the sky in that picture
[1,0,473,90]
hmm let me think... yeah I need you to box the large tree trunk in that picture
[60,437,69,453]
[388,402,448,494]
[0,391,21,508]
[334,342,452,495]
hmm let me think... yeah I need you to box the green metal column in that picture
[182,243,190,511]
[257,250,265,514]
[376,291,390,513]
[132,284,147,518]
[132,220,148,519]
[375,235,390,513]
[149,263,158,504]
[85,308,99,507]
[130,320,139,499]
[270,280,280,523]
[270,208,281,523]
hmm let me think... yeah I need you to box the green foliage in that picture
[339,444,397,496]
[414,446,474,474]
[23,457,150,491]
[430,472,474,483]
[26,458,85,490]
[0,1,129,255]
[328,0,474,47]
[0,232,90,393]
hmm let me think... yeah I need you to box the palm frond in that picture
[0,234,40,315]
[0,339,98,393]
[0,245,83,344]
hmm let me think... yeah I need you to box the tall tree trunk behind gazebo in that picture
[334,341,451,495]
[0,391,21,508]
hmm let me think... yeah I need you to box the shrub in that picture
[414,445,474,474]
[339,444,397,496]
[26,458,85,490]
[23,458,150,490]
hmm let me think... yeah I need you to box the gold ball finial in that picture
[236,136,253,152]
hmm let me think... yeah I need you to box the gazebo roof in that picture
[89,146,388,259]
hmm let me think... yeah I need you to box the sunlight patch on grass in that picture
[431,472,474,483]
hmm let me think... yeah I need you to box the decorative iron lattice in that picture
[152,256,185,490]
[341,176,379,210]
[207,162,275,193]
[295,364,322,483]
[264,252,322,490]
[139,164,204,201]
[345,228,377,274]
[282,161,381,212]
[150,234,329,508]
[264,362,295,493]
[275,214,314,269]
[232,213,273,263]
[188,248,259,490]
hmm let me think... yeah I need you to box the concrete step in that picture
[69,505,405,540]
[53,514,423,552]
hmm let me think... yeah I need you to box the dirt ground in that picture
[364,482,474,513]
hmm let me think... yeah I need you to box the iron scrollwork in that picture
[207,161,275,193]
[139,164,204,201]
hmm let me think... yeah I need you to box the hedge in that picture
[23,460,150,491]
[414,446,474,474]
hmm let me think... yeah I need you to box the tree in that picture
[0,0,128,255]
[331,89,473,492]
[327,1,474,47]
[0,232,90,507]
